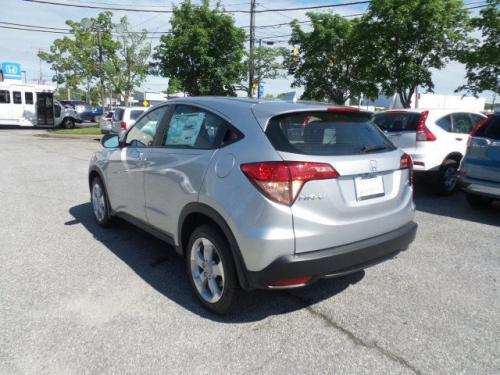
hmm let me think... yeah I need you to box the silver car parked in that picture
[89,97,417,314]
[459,114,500,208]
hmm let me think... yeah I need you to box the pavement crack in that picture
[284,292,421,375]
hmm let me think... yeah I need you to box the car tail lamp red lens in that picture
[400,154,413,185]
[467,116,492,147]
[416,111,436,142]
[270,276,312,287]
[400,154,413,169]
[120,121,127,130]
[240,161,339,206]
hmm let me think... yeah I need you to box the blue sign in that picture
[1,62,22,80]
[258,84,264,98]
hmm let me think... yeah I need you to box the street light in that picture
[257,39,274,99]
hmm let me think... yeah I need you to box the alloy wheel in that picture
[190,237,225,304]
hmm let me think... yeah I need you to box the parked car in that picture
[89,98,417,314]
[459,113,500,208]
[99,111,114,134]
[111,106,146,135]
[373,109,486,195]
[53,100,81,128]
[60,100,103,122]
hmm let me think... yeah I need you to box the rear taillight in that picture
[467,116,492,147]
[240,161,339,206]
[120,121,127,130]
[416,111,436,142]
[400,153,413,186]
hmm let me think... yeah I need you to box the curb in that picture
[33,133,101,141]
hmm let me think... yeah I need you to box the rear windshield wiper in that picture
[359,144,389,154]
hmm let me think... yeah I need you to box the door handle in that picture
[455,137,463,141]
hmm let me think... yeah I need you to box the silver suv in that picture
[89,97,417,314]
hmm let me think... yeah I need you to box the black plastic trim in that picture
[246,222,418,289]
[178,202,251,290]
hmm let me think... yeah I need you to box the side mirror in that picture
[101,134,120,148]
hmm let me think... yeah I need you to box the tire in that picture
[466,193,493,209]
[435,159,459,196]
[90,177,112,227]
[186,225,240,314]
[62,117,75,129]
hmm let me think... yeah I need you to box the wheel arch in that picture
[442,152,463,165]
[178,202,251,290]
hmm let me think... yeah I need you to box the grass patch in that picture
[49,127,101,136]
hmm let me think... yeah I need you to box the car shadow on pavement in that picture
[68,202,365,323]
[413,185,500,227]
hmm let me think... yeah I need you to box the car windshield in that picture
[266,111,395,156]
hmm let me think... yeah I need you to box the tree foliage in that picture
[39,12,151,106]
[153,0,246,96]
[456,0,499,96]
[103,17,151,106]
[286,13,377,104]
[363,0,470,108]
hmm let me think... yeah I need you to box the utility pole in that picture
[38,49,43,84]
[248,0,256,98]
[97,30,106,110]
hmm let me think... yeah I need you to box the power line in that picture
[3,2,490,37]
[21,0,373,13]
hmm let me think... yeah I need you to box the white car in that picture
[99,111,114,134]
[374,109,486,194]
[111,106,146,135]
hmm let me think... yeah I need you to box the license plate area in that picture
[355,175,385,201]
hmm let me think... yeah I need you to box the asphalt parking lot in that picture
[1,129,499,375]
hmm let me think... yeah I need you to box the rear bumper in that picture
[245,222,417,289]
[459,176,500,199]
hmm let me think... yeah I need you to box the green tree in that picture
[286,13,378,104]
[166,77,182,96]
[363,0,470,108]
[153,0,246,96]
[244,46,287,96]
[103,17,151,106]
[38,39,82,99]
[456,0,499,97]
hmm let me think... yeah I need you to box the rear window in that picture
[266,111,395,156]
[113,108,124,121]
[130,110,145,120]
[373,112,420,132]
[476,116,500,140]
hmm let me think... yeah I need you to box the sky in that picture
[0,0,494,102]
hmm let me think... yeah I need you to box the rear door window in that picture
[373,112,420,132]
[162,105,231,149]
[436,115,452,132]
[451,113,474,134]
[266,111,395,156]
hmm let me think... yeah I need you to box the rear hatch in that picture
[464,115,500,183]
[264,110,414,253]
[373,111,421,152]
